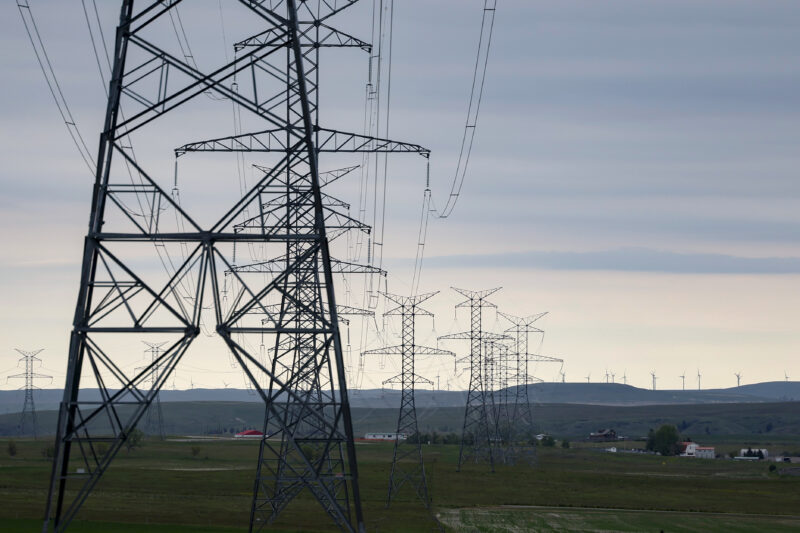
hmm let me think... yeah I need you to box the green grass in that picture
[1,438,799,532]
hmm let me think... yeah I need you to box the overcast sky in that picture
[1,0,799,391]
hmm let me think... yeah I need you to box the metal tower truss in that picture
[361,292,453,508]
[439,287,508,472]
[7,348,51,438]
[42,2,428,532]
[499,312,561,455]
[134,342,167,439]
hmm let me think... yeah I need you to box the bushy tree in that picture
[541,435,556,447]
[645,424,680,456]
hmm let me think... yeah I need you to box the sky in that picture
[1,0,799,392]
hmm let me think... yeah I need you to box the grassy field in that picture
[1,436,800,532]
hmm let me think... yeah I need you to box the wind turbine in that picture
[611,372,616,384]
[560,370,566,383]
[679,371,686,391]
[622,370,627,385]
[785,370,790,382]
[604,369,610,384]
[222,381,230,389]
[735,372,742,388]
[585,373,591,384]
[651,371,657,391]
[697,369,701,391]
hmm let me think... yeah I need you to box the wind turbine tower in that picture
[697,369,702,390]
[651,371,657,391]
[585,374,591,384]
[679,371,686,391]
[735,372,742,388]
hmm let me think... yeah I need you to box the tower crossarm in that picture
[236,22,371,52]
[382,373,434,387]
[439,331,510,341]
[232,256,386,276]
[176,127,430,158]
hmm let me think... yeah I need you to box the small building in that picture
[739,448,769,459]
[363,432,407,441]
[695,446,715,459]
[589,429,617,442]
[678,442,698,457]
[235,429,264,438]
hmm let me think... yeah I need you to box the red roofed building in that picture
[235,429,264,438]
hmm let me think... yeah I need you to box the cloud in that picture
[423,247,800,274]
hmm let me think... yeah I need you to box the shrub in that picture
[769,464,777,472]
[191,446,201,457]
[561,439,570,449]
[541,436,556,447]
[42,444,55,459]
[126,428,144,452]
[7,440,17,457]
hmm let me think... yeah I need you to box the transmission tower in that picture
[439,287,507,471]
[42,2,428,532]
[134,342,167,439]
[7,349,51,438]
[499,312,560,450]
[362,292,453,507]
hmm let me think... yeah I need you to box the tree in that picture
[561,439,570,449]
[126,428,144,452]
[646,425,680,456]
[541,435,556,447]
[7,440,17,457]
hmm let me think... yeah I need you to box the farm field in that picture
[1,438,799,532]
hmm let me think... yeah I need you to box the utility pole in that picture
[42,3,430,532]
[362,292,453,508]
[7,349,51,438]
[440,288,506,472]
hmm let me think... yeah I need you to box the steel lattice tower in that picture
[439,287,507,472]
[362,292,453,507]
[500,312,561,451]
[7,349,51,439]
[42,2,428,532]
[135,342,166,439]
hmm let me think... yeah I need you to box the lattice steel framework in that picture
[42,2,428,532]
[362,292,452,507]
[439,287,507,472]
[8,348,51,439]
[134,342,166,439]
[499,312,561,463]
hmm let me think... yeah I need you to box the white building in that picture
[695,446,715,459]
[739,448,769,459]
[364,432,407,441]
[679,442,698,457]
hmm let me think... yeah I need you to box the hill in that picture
[2,381,797,414]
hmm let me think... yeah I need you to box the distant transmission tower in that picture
[362,292,453,507]
[440,287,506,471]
[7,349,51,438]
[42,2,429,532]
[499,312,560,459]
[134,342,167,439]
